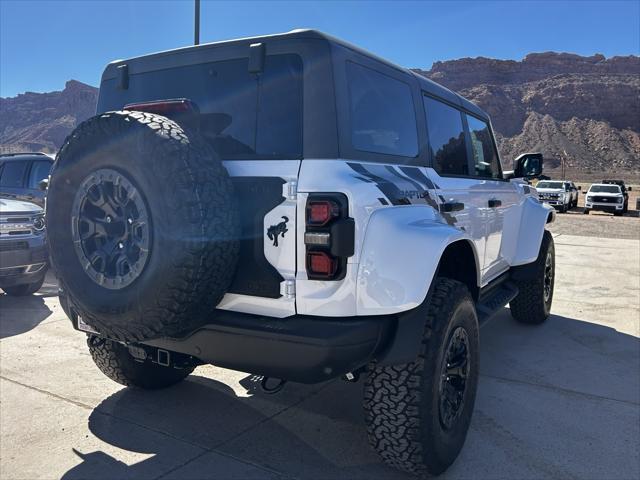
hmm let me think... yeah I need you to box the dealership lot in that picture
[1,231,639,479]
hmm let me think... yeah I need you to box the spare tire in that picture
[47,110,239,342]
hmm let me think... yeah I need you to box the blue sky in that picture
[1,0,638,97]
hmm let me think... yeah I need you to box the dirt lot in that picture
[548,207,639,239]
[1,231,639,479]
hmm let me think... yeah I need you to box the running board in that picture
[476,281,519,326]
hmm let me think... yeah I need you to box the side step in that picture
[476,281,519,326]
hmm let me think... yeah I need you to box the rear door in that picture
[208,54,304,318]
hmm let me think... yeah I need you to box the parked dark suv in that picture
[0,198,48,295]
[0,152,54,208]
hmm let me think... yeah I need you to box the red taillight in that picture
[307,200,339,226]
[307,251,337,277]
[124,99,198,115]
[305,194,353,281]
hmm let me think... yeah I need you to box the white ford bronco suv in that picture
[48,30,556,477]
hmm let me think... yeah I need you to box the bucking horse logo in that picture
[267,216,289,247]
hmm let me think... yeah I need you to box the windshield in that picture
[537,181,564,189]
[589,185,621,193]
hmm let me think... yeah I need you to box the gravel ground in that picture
[547,207,639,239]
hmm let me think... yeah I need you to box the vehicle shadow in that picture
[0,271,57,339]
[60,312,640,480]
[0,293,53,339]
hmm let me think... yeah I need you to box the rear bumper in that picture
[70,308,395,384]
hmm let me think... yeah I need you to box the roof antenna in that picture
[194,0,200,45]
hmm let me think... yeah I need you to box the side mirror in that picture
[577,186,582,191]
[628,186,632,191]
[38,178,49,191]
[513,153,543,179]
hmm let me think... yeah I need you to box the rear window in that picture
[347,62,418,157]
[103,54,303,159]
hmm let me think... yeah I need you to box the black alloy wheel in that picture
[439,326,471,430]
[71,168,150,290]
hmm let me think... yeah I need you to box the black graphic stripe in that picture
[385,166,425,193]
[399,166,436,190]
[347,162,408,206]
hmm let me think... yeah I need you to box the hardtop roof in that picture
[103,29,489,121]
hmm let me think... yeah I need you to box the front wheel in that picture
[583,208,590,215]
[364,278,479,476]
[87,336,196,389]
[510,230,555,324]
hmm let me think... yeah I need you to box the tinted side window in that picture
[423,96,468,175]
[347,62,418,157]
[465,114,501,179]
[28,160,53,189]
[0,161,28,188]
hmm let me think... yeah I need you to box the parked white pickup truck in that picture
[536,180,579,213]
[584,183,626,216]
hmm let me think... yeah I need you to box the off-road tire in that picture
[363,278,479,477]
[47,111,239,342]
[87,335,194,389]
[2,275,45,296]
[510,230,554,324]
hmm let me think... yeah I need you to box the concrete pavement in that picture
[1,233,639,479]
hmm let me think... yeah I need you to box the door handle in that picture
[488,199,502,208]
[440,201,465,213]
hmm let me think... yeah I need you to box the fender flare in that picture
[356,205,480,315]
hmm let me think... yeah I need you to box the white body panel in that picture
[216,158,551,318]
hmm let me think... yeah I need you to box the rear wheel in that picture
[87,335,195,389]
[510,230,554,324]
[363,278,479,476]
